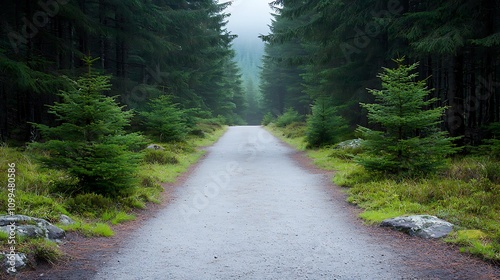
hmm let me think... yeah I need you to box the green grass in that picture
[101,211,136,225]
[447,230,499,260]
[60,222,114,237]
[358,210,407,223]
[111,212,136,225]
[20,238,64,266]
[0,231,8,241]
[0,125,227,268]
[268,124,500,263]
[190,125,228,147]
[265,123,307,150]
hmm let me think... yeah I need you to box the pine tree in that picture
[30,57,145,197]
[480,122,500,159]
[259,10,310,116]
[306,97,348,148]
[356,58,459,175]
[139,95,189,142]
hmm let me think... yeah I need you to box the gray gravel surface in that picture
[92,126,498,280]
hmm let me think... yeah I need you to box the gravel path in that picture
[71,126,497,280]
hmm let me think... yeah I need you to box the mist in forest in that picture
[223,0,273,123]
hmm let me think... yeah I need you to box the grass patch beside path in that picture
[265,123,307,150]
[0,125,227,270]
[266,123,500,263]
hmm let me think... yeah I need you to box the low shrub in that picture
[140,95,189,142]
[306,97,348,148]
[275,108,303,128]
[478,122,500,159]
[261,112,275,126]
[282,122,307,138]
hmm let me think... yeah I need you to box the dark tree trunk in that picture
[115,11,126,78]
[446,55,466,143]
[99,0,111,70]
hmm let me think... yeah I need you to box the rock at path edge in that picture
[0,215,65,241]
[381,215,454,239]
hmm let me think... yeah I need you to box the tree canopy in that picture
[0,0,245,143]
[260,0,500,148]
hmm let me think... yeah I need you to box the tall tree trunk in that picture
[446,55,465,143]
[115,11,125,78]
[99,0,110,70]
[78,0,89,66]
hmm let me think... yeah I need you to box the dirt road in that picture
[91,126,498,280]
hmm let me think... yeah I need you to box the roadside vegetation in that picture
[0,122,225,268]
[1,0,246,271]
[0,60,228,269]
[264,61,500,264]
[260,0,499,264]
[267,122,500,263]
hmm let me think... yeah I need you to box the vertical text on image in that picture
[6,163,17,274]
[7,163,16,215]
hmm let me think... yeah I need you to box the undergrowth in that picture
[267,123,500,263]
[0,124,227,269]
[20,238,64,266]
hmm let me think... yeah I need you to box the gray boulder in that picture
[59,214,75,226]
[146,144,165,150]
[1,253,27,273]
[381,215,454,239]
[0,215,65,241]
[6,225,45,239]
[334,138,362,150]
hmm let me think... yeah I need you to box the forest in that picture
[260,0,500,148]
[260,0,499,262]
[0,0,499,270]
[1,0,247,145]
[0,0,247,270]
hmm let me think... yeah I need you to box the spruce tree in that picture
[139,95,189,142]
[356,59,459,175]
[30,56,145,197]
[306,97,348,148]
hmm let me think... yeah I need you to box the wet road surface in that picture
[93,126,495,279]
